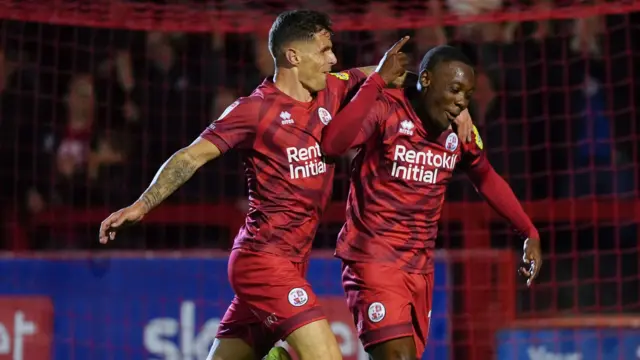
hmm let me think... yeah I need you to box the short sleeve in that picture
[460,125,489,172]
[326,68,368,103]
[200,97,259,153]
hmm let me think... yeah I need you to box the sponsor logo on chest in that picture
[390,144,458,184]
[286,143,327,180]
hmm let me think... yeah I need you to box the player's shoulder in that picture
[381,88,405,103]
[227,95,262,109]
[377,89,407,121]
[215,95,263,123]
[326,68,367,84]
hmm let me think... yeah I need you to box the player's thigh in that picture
[213,296,275,358]
[229,249,331,350]
[207,338,255,360]
[409,271,435,358]
[367,337,417,360]
[285,318,342,360]
[341,261,414,351]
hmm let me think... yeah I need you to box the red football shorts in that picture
[341,260,434,358]
[216,249,326,355]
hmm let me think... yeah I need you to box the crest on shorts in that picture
[472,125,484,150]
[445,133,459,152]
[288,288,309,307]
[330,72,350,81]
[318,107,332,125]
[367,302,386,323]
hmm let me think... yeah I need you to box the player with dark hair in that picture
[98,11,474,360]
[321,45,543,359]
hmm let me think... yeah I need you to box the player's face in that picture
[293,29,337,93]
[419,61,475,131]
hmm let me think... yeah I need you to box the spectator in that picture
[54,74,99,206]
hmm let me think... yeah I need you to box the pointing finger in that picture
[388,36,410,54]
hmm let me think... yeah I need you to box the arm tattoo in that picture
[139,149,200,213]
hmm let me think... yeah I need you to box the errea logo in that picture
[399,120,414,136]
[280,111,294,125]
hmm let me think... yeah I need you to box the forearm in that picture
[137,148,204,213]
[321,73,385,156]
[357,66,415,88]
[468,165,539,239]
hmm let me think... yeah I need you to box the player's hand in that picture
[99,202,146,244]
[375,36,410,85]
[519,237,542,287]
[453,109,474,143]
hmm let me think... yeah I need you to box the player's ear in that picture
[419,70,431,89]
[285,47,301,66]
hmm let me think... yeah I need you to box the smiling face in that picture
[285,29,337,93]
[418,60,476,131]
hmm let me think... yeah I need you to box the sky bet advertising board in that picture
[0,254,450,360]
[496,327,640,360]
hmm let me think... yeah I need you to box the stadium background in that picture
[0,0,639,359]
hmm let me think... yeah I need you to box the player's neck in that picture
[273,69,314,103]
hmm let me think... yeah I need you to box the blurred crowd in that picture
[0,3,638,256]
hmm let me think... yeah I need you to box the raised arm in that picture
[321,73,387,156]
[321,37,409,156]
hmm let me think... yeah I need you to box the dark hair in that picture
[268,10,333,61]
[418,45,472,75]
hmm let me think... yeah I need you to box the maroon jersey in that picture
[201,70,366,262]
[335,89,489,273]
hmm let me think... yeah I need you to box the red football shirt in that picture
[201,70,366,262]
[335,88,489,274]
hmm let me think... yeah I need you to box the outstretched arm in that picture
[99,97,258,244]
[466,162,542,286]
[138,138,220,212]
[98,138,221,243]
[466,164,538,240]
